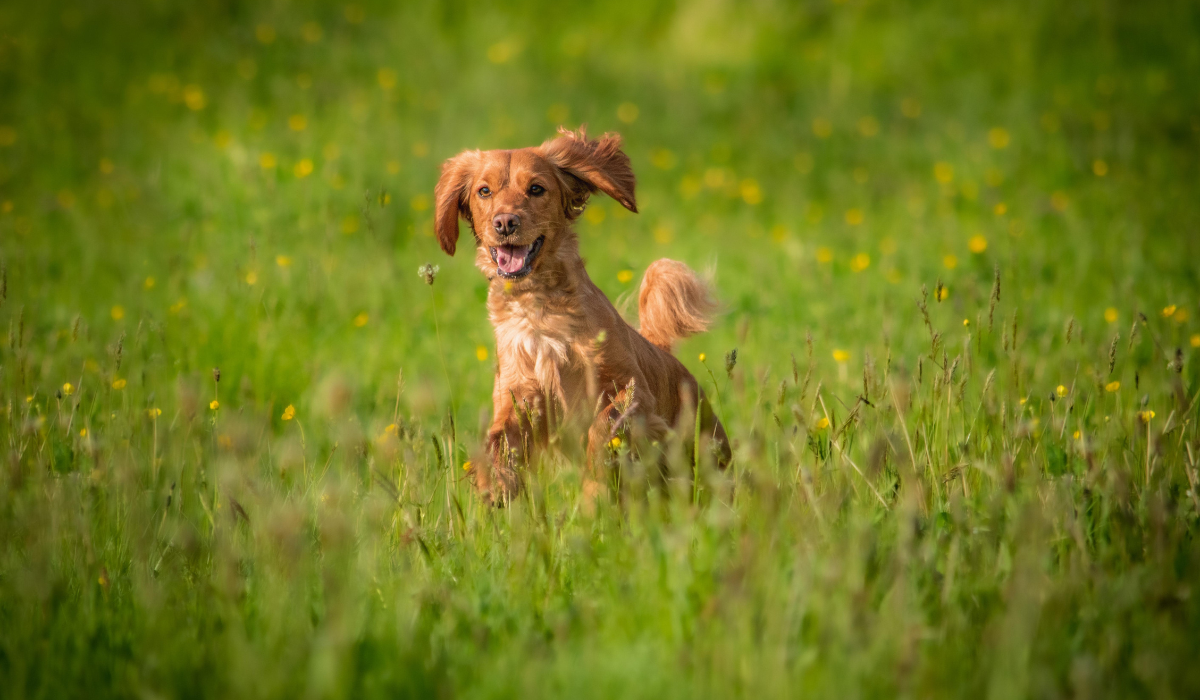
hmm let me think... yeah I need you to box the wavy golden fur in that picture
[435,127,730,501]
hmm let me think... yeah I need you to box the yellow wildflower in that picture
[62,382,75,396]
[353,312,369,327]
[1092,159,1108,177]
[259,152,277,169]
[144,276,155,289]
[968,235,988,254]
[609,436,622,449]
[276,255,293,267]
[934,162,954,184]
[617,270,634,283]
[617,102,639,124]
[849,253,870,272]
[476,345,489,361]
[245,270,258,285]
[1191,334,1200,348]
[282,404,296,421]
[987,127,1010,149]
[698,353,707,362]
[815,417,830,430]
[111,305,125,320]
[844,208,864,226]
[1056,385,1068,398]
[1104,307,1118,323]
[1105,381,1120,393]
[147,407,162,418]
[936,286,949,301]
[815,247,833,263]
[1138,410,1155,422]
[462,461,472,471]
[1162,305,1177,317]
[963,319,970,326]
[832,349,849,363]
[112,378,127,390]
[209,400,219,410]
[293,158,314,178]
[943,254,958,270]
[1073,430,1081,440]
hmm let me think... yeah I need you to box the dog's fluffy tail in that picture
[637,259,717,351]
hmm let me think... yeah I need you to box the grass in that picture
[3,0,1200,697]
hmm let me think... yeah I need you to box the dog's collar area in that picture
[490,236,545,279]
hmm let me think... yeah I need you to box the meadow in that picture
[2,0,1200,697]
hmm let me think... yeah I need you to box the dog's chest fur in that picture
[491,294,592,408]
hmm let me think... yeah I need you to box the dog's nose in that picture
[492,213,520,236]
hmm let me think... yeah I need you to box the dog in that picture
[434,127,731,501]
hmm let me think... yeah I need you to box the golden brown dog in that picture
[434,127,730,500]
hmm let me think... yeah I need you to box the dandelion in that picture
[1105,381,1120,393]
[617,270,634,283]
[209,400,219,410]
[832,349,850,363]
[849,253,870,272]
[1056,385,1068,398]
[1105,307,1119,323]
[182,85,206,111]
[62,382,75,396]
[1162,304,1177,317]
[293,159,314,178]
[476,345,489,361]
[739,179,763,205]
[111,305,125,320]
[276,255,293,267]
[353,312,369,327]
[418,263,439,285]
[281,404,295,421]
[609,436,622,449]
[968,235,988,254]
[698,353,707,362]
[815,417,830,430]
[815,247,833,264]
[1138,410,1155,422]
[943,254,958,269]
[963,319,970,326]
[112,378,126,390]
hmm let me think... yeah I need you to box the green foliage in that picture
[2,0,1200,697]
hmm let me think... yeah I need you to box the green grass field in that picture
[3,1,1200,697]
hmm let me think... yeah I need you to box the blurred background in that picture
[3,0,1198,427]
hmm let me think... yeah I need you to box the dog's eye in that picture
[528,184,545,196]
[478,186,491,198]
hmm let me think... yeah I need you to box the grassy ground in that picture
[3,0,1200,697]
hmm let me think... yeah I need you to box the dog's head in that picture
[434,127,637,284]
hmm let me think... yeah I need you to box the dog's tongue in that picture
[496,244,531,274]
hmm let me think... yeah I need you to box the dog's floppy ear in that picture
[538,126,638,218]
[433,150,481,256]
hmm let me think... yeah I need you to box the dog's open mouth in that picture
[489,236,545,279]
